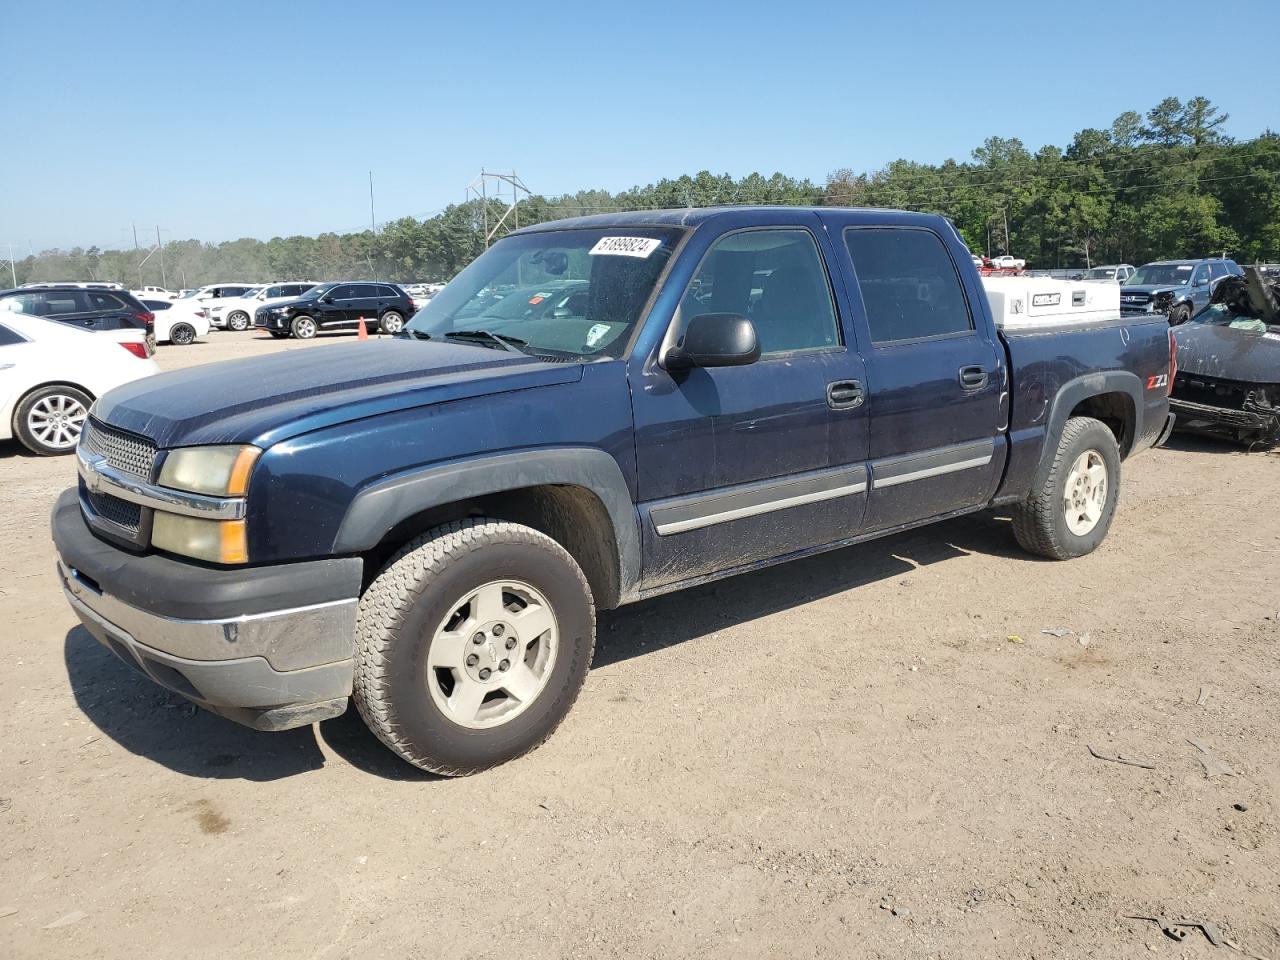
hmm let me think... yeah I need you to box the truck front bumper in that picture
[51,488,362,731]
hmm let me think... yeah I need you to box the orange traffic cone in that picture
[357,316,369,341]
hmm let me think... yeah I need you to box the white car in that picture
[210,281,318,331]
[130,285,177,301]
[0,311,159,456]
[140,299,209,346]
[164,282,256,332]
[990,255,1026,270]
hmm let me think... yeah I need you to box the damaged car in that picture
[1170,268,1280,447]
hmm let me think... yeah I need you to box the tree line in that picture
[9,96,1278,290]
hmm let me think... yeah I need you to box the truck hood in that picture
[1173,323,1280,382]
[94,340,583,448]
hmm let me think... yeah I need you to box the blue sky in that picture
[4,0,1278,252]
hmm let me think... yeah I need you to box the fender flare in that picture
[332,447,641,601]
[1032,371,1143,490]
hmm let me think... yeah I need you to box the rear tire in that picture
[379,311,404,334]
[1012,416,1121,560]
[169,322,196,345]
[291,315,318,339]
[353,518,595,776]
[227,311,250,332]
[14,385,92,456]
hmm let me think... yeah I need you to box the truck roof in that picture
[510,205,948,234]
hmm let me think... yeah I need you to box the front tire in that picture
[227,311,250,332]
[291,315,318,339]
[1012,416,1121,560]
[14,385,92,456]
[169,322,196,345]
[353,519,595,775]
[379,311,404,334]
[1167,303,1192,326]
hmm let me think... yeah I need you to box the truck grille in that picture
[85,488,142,533]
[80,419,157,480]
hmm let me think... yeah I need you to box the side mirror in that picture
[664,313,761,372]
[320,295,333,304]
[1194,277,1208,287]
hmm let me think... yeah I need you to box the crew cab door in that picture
[630,219,869,590]
[832,220,1006,532]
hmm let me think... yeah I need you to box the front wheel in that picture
[353,519,595,775]
[227,311,250,332]
[1011,416,1121,560]
[169,322,196,345]
[291,315,318,339]
[1167,303,1192,326]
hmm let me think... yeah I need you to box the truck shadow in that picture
[64,511,1020,782]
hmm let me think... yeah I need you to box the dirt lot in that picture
[1,329,1277,960]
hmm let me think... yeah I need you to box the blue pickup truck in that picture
[52,207,1175,775]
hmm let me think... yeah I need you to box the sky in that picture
[3,0,1279,252]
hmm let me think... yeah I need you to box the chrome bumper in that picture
[60,560,356,730]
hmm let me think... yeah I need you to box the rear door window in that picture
[843,228,974,344]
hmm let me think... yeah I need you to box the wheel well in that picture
[1068,392,1135,456]
[361,484,623,608]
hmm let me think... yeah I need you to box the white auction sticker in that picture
[589,236,661,258]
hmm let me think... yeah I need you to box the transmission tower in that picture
[466,170,530,247]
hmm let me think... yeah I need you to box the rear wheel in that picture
[291,315,318,339]
[353,518,595,775]
[1167,302,1192,326]
[379,311,404,334]
[1012,416,1121,560]
[169,322,196,345]
[227,311,250,332]
[14,385,92,456]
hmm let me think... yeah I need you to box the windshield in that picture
[406,227,682,359]
[1127,263,1194,286]
[179,289,201,299]
[241,287,264,299]
[1085,267,1117,280]
[1190,302,1276,333]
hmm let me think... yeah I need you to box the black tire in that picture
[169,322,196,345]
[268,331,288,339]
[379,311,404,334]
[227,311,250,332]
[353,518,595,776]
[13,384,93,456]
[1012,416,1121,560]
[291,315,318,339]
[1167,302,1192,326]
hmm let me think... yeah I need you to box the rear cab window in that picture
[843,228,974,344]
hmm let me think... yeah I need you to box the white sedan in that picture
[0,312,159,455]
[142,299,209,345]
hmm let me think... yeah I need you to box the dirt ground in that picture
[1,329,1277,960]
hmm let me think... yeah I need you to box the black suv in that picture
[253,282,413,339]
[0,285,155,343]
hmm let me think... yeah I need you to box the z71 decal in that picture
[1147,374,1168,390]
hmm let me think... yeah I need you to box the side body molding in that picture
[332,448,642,603]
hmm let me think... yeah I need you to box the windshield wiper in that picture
[444,329,529,353]
[395,329,432,340]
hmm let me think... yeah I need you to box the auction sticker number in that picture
[589,236,661,258]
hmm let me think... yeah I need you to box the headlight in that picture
[153,445,259,563]
[159,445,259,496]
[152,514,248,564]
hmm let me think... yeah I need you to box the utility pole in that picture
[367,171,378,282]
[155,226,167,289]
[5,242,16,287]
[132,223,142,288]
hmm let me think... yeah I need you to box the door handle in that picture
[958,365,989,390]
[826,379,864,410]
